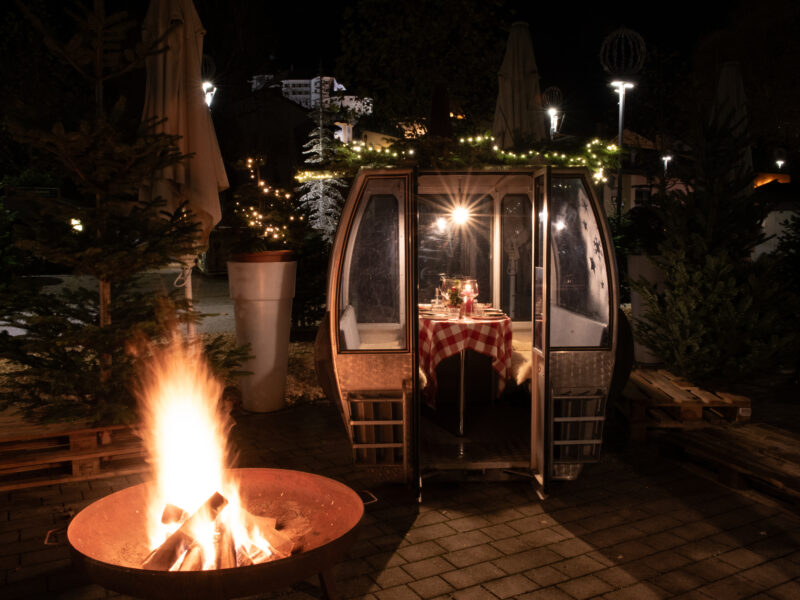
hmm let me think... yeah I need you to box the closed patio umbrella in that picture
[139,0,229,335]
[492,22,546,150]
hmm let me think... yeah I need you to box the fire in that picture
[137,337,289,571]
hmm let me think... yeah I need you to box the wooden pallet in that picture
[347,383,410,476]
[0,411,147,491]
[657,424,800,507]
[619,369,751,441]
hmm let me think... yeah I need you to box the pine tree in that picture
[631,112,791,385]
[0,1,240,424]
[296,103,347,243]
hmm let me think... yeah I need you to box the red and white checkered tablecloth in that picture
[418,315,513,406]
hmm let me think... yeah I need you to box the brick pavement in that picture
[2,401,799,600]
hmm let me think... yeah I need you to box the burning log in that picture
[214,522,236,569]
[142,492,228,570]
[161,504,188,525]
[178,542,205,571]
[242,511,293,558]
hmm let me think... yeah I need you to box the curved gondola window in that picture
[338,191,406,351]
[501,194,532,322]
[549,178,610,347]
[417,194,492,305]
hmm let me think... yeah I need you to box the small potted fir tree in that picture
[227,159,305,412]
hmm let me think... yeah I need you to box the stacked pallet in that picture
[619,369,751,441]
[660,424,800,507]
[0,410,147,491]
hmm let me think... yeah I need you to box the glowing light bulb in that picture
[435,217,447,232]
[452,206,470,225]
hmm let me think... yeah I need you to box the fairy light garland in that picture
[235,156,306,246]
[327,135,618,182]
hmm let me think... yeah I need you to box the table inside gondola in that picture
[418,312,513,436]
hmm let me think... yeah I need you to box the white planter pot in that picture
[628,254,664,365]
[228,259,297,412]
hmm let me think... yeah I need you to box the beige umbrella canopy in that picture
[139,0,229,337]
[139,0,229,248]
[492,22,547,150]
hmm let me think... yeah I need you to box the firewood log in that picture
[142,492,227,570]
[242,510,293,558]
[178,542,204,571]
[161,504,188,525]
[215,522,237,569]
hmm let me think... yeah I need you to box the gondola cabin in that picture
[315,167,619,495]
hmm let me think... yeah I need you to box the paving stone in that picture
[716,547,766,569]
[594,566,643,589]
[648,568,707,595]
[507,515,555,534]
[373,566,414,589]
[557,574,613,600]
[401,556,454,580]
[491,548,562,575]
[681,557,739,582]
[408,575,454,599]
[412,511,449,527]
[440,562,507,589]
[670,521,722,542]
[437,530,493,552]
[451,585,499,599]
[483,508,526,525]
[516,587,573,600]
[405,523,458,544]
[583,525,643,548]
[367,551,408,570]
[642,531,685,551]
[548,537,596,558]
[518,528,569,548]
[738,559,798,588]
[524,565,570,587]
[640,550,692,573]
[606,539,656,562]
[397,541,447,563]
[551,554,607,579]
[443,544,503,568]
[482,573,538,598]
[767,580,800,600]
[480,524,518,541]
[601,581,670,600]
[375,584,422,600]
[695,573,765,599]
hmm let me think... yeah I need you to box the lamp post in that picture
[600,26,646,222]
[662,154,673,177]
[543,86,563,141]
[611,80,633,219]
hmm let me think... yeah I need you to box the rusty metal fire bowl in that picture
[67,468,364,599]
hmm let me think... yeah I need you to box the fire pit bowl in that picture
[68,468,364,599]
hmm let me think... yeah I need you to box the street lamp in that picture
[202,81,216,107]
[662,154,673,176]
[547,107,560,140]
[600,26,646,221]
[543,87,563,141]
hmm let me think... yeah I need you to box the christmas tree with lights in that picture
[296,103,347,243]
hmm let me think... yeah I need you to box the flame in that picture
[137,337,275,568]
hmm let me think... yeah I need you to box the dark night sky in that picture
[186,0,739,135]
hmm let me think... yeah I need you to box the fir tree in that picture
[631,111,792,385]
[296,103,347,244]
[0,1,242,424]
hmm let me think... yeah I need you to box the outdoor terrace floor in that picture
[2,399,800,600]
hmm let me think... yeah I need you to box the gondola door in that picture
[531,168,550,496]
[324,169,415,482]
